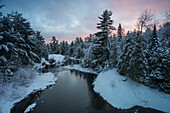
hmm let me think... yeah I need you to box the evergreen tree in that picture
[117,23,123,40]
[159,22,170,83]
[47,43,52,54]
[116,23,124,63]
[65,41,69,55]
[147,24,170,89]
[0,10,48,75]
[118,32,136,75]
[108,34,118,67]
[50,36,59,54]
[77,48,83,58]
[68,41,74,57]
[88,10,115,72]
[118,32,147,81]
[59,41,69,55]
[129,34,147,81]
[34,31,48,59]
[85,34,92,42]
[147,25,159,74]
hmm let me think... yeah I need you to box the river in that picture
[11,68,163,113]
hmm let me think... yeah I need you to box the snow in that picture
[93,68,170,112]
[0,56,7,63]
[34,58,50,70]
[0,44,9,52]
[41,58,50,65]
[0,36,3,40]
[29,51,39,58]
[24,102,36,113]
[48,54,65,64]
[69,57,81,61]
[64,64,98,74]
[0,71,57,113]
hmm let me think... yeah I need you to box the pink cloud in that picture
[104,0,170,34]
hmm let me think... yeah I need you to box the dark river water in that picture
[11,68,164,113]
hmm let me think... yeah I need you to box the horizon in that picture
[1,0,170,43]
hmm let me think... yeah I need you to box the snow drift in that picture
[0,71,57,113]
[93,68,170,112]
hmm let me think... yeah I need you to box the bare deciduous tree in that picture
[137,9,155,33]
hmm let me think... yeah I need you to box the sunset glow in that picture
[2,0,170,43]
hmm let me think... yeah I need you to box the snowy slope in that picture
[0,72,57,113]
[93,69,170,112]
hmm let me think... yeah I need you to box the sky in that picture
[1,0,170,43]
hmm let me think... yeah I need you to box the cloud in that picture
[1,0,170,43]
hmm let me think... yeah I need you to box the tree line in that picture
[0,5,169,93]
[47,9,169,93]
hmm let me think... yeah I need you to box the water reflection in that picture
[30,70,115,113]
[11,69,164,113]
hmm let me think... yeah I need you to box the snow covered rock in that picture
[48,54,65,66]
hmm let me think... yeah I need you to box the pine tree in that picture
[88,10,115,72]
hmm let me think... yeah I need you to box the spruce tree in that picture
[129,34,147,81]
[50,36,59,54]
[116,23,124,63]
[118,31,148,82]
[109,34,118,67]
[148,25,160,75]
[68,41,74,57]
[118,32,136,75]
[147,24,170,88]
[159,22,170,82]
[117,23,123,40]
[34,31,48,59]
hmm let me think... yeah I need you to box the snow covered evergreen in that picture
[82,10,116,72]
[0,11,48,76]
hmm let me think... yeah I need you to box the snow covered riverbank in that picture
[0,70,57,113]
[48,54,65,66]
[93,68,170,112]
[64,64,98,74]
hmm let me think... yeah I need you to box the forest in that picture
[1,6,169,93]
[0,3,170,113]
